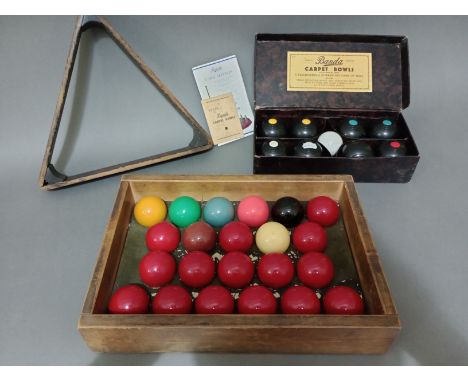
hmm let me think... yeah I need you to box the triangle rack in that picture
[38,15,213,190]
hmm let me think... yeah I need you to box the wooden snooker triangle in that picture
[38,16,213,190]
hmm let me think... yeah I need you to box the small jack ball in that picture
[261,117,286,138]
[297,251,334,289]
[182,221,217,252]
[152,285,193,314]
[255,221,291,254]
[134,196,167,227]
[378,140,407,157]
[292,221,328,253]
[178,251,215,288]
[307,196,340,227]
[146,221,180,252]
[338,118,365,139]
[370,118,398,139]
[237,195,270,228]
[217,251,254,289]
[292,118,319,138]
[257,253,294,289]
[203,197,234,227]
[168,196,201,228]
[271,196,304,228]
[323,286,364,315]
[219,221,254,252]
[341,141,374,158]
[261,140,287,157]
[281,285,321,314]
[238,285,277,314]
[139,250,176,288]
[195,285,235,314]
[108,285,150,314]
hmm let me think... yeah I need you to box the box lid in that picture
[255,34,410,111]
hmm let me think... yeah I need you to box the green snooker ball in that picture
[168,196,201,228]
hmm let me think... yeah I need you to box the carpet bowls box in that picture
[254,34,420,182]
[78,174,400,353]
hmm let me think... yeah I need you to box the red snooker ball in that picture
[257,253,294,289]
[307,196,340,227]
[219,221,254,252]
[195,285,235,314]
[297,251,334,289]
[152,285,192,314]
[108,284,149,314]
[139,250,176,288]
[218,251,254,289]
[146,221,180,252]
[292,221,328,253]
[237,195,270,228]
[182,221,217,252]
[323,286,364,315]
[238,285,277,314]
[178,251,215,288]
[280,285,321,314]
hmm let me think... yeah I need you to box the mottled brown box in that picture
[253,34,420,182]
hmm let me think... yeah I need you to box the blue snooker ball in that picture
[203,197,235,227]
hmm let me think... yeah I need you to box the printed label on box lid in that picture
[287,52,373,93]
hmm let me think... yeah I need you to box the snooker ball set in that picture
[108,194,365,315]
[257,116,410,159]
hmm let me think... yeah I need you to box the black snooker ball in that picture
[293,141,324,158]
[261,117,286,138]
[370,119,398,139]
[291,118,319,139]
[338,118,366,140]
[271,197,305,228]
[378,141,407,157]
[261,140,287,157]
[341,141,374,158]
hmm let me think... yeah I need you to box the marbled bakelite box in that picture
[253,34,420,183]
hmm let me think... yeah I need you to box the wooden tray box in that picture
[78,174,400,353]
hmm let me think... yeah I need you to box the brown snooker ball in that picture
[182,221,217,252]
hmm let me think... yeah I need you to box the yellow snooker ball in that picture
[134,196,167,227]
[255,221,290,254]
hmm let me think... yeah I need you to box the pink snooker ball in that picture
[237,195,270,228]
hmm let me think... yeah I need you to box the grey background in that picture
[0,16,467,365]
